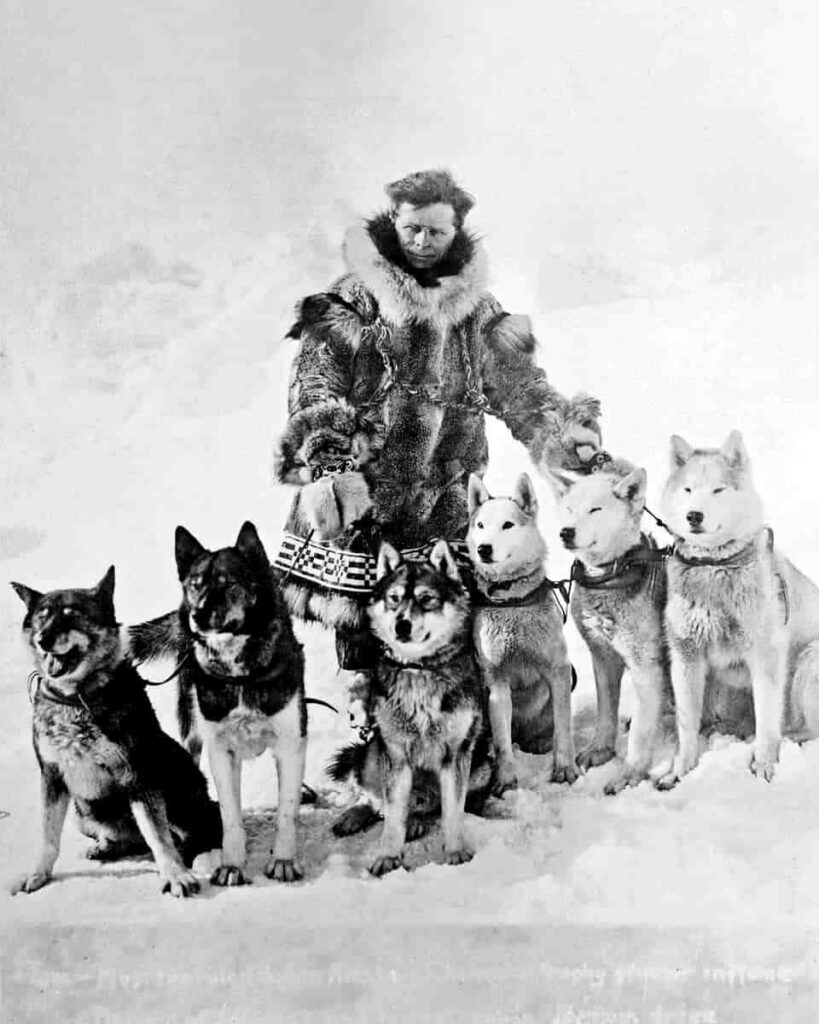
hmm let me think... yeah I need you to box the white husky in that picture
[659,430,819,787]
[551,461,669,793]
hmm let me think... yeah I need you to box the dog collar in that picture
[571,536,667,591]
[475,575,568,608]
[379,639,470,671]
[672,528,771,568]
[27,671,86,708]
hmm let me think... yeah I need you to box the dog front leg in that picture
[605,659,662,795]
[488,679,517,795]
[657,650,706,790]
[578,644,624,770]
[369,758,412,877]
[550,661,579,784]
[10,763,69,895]
[749,641,787,781]
[207,741,248,886]
[440,746,474,866]
[265,734,306,883]
[130,792,200,898]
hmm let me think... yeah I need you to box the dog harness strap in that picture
[571,536,668,591]
[672,533,761,568]
[272,531,469,595]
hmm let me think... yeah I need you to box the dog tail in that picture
[127,611,184,665]
[326,741,368,784]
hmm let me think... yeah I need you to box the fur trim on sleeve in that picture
[274,398,381,485]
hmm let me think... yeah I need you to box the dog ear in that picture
[513,473,538,516]
[720,430,748,471]
[10,582,42,612]
[236,521,269,565]
[91,566,116,622]
[670,435,694,469]
[376,542,403,581]
[467,473,491,515]
[612,468,647,506]
[175,526,207,580]
[429,539,462,584]
[544,468,578,500]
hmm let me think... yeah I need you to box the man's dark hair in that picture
[385,169,476,227]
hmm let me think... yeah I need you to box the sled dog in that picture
[552,462,669,793]
[659,431,819,787]
[468,472,578,792]
[11,568,220,898]
[129,522,306,885]
[332,540,485,876]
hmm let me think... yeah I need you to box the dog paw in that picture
[490,762,519,797]
[604,768,648,796]
[160,865,200,898]
[577,744,616,770]
[405,817,431,842]
[210,865,251,887]
[332,804,383,837]
[445,848,474,867]
[750,756,777,783]
[264,858,304,883]
[552,761,580,785]
[368,854,405,878]
[655,772,681,791]
[9,871,51,895]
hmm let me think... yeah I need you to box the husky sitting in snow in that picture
[468,472,578,793]
[658,431,819,787]
[551,461,670,794]
[330,540,488,877]
[11,569,221,898]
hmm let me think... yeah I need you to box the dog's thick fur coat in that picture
[334,540,486,876]
[468,473,578,792]
[11,569,221,898]
[129,522,307,885]
[553,463,669,793]
[659,431,819,786]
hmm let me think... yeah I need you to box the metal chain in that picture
[361,317,497,415]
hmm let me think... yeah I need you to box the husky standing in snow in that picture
[468,472,578,792]
[129,522,307,885]
[658,431,819,787]
[551,461,669,793]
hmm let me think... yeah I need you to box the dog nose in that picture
[395,616,412,641]
[686,510,704,527]
[477,543,493,562]
[559,527,576,547]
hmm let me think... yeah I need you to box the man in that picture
[274,168,601,689]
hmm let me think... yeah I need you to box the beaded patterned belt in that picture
[272,532,469,595]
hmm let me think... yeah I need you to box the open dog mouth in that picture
[40,648,83,679]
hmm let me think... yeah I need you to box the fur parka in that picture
[274,214,601,629]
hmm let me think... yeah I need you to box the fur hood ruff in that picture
[343,222,490,330]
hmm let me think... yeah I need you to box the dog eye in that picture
[589,507,602,514]
[684,487,692,494]
[501,521,514,531]
[418,594,439,609]
[386,594,401,609]
[476,522,484,530]
[712,487,725,495]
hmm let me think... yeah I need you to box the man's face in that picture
[392,202,458,268]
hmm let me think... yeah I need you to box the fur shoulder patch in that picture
[286,292,363,348]
[485,312,537,355]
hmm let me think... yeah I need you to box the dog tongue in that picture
[44,652,66,677]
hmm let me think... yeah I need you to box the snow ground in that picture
[3,258,819,1023]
